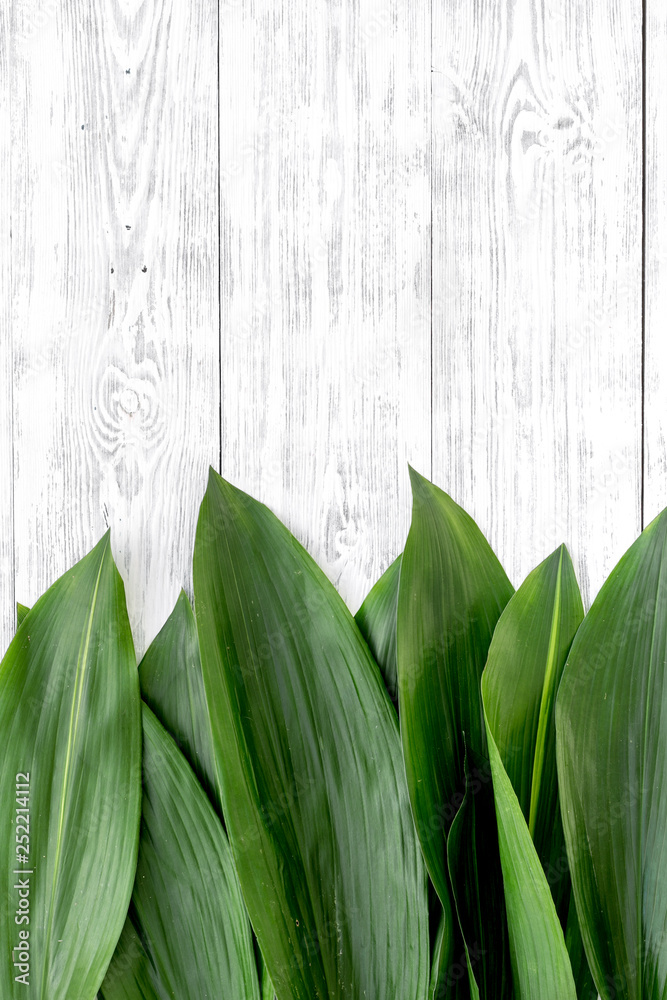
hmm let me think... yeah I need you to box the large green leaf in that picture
[101,705,259,1000]
[194,469,430,1000]
[396,467,513,903]
[0,534,141,1000]
[138,589,219,813]
[482,545,582,859]
[355,554,401,706]
[483,706,577,999]
[481,546,593,998]
[556,508,667,1000]
[446,749,512,1000]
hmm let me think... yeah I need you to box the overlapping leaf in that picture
[98,919,160,1000]
[446,749,512,1000]
[101,705,258,1000]
[145,591,271,991]
[430,906,454,1000]
[481,546,593,997]
[483,546,582,866]
[556,508,667,1000]
[0,534,141,1000]
[260,951,276,1000]
[355,554,401,707]
[194,468,429,1000]
[396,468,513,901]
[482,712,577,1000]
[139,589,219,813]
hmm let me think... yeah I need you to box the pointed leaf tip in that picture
[407,464,436,499]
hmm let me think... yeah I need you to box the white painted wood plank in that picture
[219,0,432,613]
[0,3,14,654]
[645,1,667,525]
[432,0,643,605]
[11,0,219,655]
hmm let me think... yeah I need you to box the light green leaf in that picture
[139,589,219,814]
[396,467,513,903]
[0,534,142,1000]
[16,603,30,629]
[355,554,401,706]
[194,469,429,1000]
[483,545,582,855]
[101,705,259,1000]
[482,700,577,1000]
[556,507,667,1000]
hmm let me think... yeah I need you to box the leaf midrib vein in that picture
[39,542,108,999]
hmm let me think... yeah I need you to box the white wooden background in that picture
[0,0,661,659]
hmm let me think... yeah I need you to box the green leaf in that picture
[556,507,667,1000]
[482,699,577,1000]
[482,546,583,910]
[259,949,276,1000]
[483,545,582,850]
[430,907,454,1000]
[0,534,142,1000]
[481,545,594,997]
[101,705,259,1000]
[194,468,430,1000]
[446,750,512,1000]
[396,467,513,903]
[97,918,160,1000]
[16,603,30,628]
[138,595,264,994]
[139,589,219,814]
[564,897,597,1000]
[355,554,401,706]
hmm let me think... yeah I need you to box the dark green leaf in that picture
[0,534,141,999]
[355,554,401,706]
[396,467,513,903]
[564,897,597,1000]
[446,750,512,1000]
[430,907,454,1000]
[98,918,161,1000]
[260,949,276,1000]
[101,705,259,1000]
[139,589,219,813]
[482,701,577,999]
[556,508,667,1000]
[194,469,429,1000]
[481,545,594,997]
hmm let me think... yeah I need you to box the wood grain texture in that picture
[219,0,431,612]
[11,0,219,654]
[432,0,643,605]
[645,0,667,525]
[0,3,14,654]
